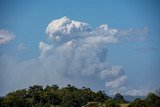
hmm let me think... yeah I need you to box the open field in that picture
[120,103,130,107]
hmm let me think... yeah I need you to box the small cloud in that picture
[125,89,151,96]
[117,27,148,36]
[0,29,15,45]
[100,66,125,80]
[105,76,128,89]
[17,43,27,50]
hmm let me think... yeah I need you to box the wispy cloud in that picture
[125,89,151,96]
[117,27,148,42]
[17,43,27,50]
[105,76,128,89]
[117,27,148,36]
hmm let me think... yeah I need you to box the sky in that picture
[0,0,160,96]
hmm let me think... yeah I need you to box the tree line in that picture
[0,84,160,107]
[129,92,160,107]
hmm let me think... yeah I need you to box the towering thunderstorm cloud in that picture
[0,17,149,96]
[40,17,127,93]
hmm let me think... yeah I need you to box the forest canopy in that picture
[0,84,160,107]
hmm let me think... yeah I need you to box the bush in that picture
[104,100,120,107]
[83,101,99,107]
[60,99,80,107]
[145,93,160,107]
[128,98,146,107]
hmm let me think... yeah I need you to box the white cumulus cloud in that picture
[40,17,128,93]
[46,16,91,41]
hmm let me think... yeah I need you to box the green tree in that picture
[27,85,44,105]
[113,93,124,100]
[60,96,80,107]
[113,93,128,103]
[46,92,61,106]
[145,93,160,107]
[94,91,109,103]
[104,99,120,107]
[45,84,59,91]
[2,89,32,107]
[155,88,160,96]
[129,98,146,107]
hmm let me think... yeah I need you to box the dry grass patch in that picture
[119,103,130,107]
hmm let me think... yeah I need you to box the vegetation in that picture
[129,93,160,107]
[155,88,160,96]
[0,84,110,107]
[0,85,160,107]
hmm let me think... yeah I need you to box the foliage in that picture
[104,99,120,107]
[83,101,99,107]
[129,93,160,107]
[1,84,160,107]
[114,93,124,100]
[155,88,160,96]
[145,93,160,107]
[113,93,128,104]
[0,84,109,107]
[128,98,146,107]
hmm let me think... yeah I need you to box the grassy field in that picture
[119,103,130,107]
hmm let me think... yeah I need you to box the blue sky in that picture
[0,0,160,96]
